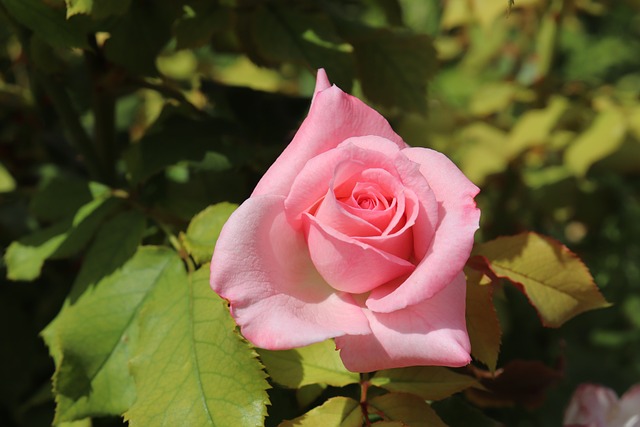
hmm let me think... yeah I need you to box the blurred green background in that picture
[1,0,639,426]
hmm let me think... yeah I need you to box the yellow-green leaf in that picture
[259,339,359,389]
[181,202,238,265]
[43,247,183,423]
[474,232,611,327]
[466,269,501,372]
[125,266,270,427]
[564,108,627,177]
[279,396,361,427]
[371,366,478,400]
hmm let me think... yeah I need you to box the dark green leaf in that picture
[65,0,131,19]
[371,366,478,400]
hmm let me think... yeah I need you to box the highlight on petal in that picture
[367,148,480,313]
[336,272,471,372]
[252,75,407,198]
[210,195,371,349]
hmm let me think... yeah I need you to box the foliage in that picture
[0,0,637,426]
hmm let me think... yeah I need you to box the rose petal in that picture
[336,272,471,372]
[614,385,640,427]
[285,143,401,229]
[367,148,480,313]
[253,72,406,197]
[304,213,415,294]
[210,195,371,349]
[563,384,618,427]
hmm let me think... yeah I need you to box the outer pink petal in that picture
[614,384,640,427]
[304,214,415,294]
[210,195,371,349]
[336,273,471,372]
[252,72,406,197]
[367,148,480,313]
[563,384,618,427]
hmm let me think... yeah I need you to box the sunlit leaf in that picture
[44,247,183,423]
[458,123,509,186]
[125,266,270,427]
[279,396,361,427]
[508,96,569,156]
[371,366,478,400]
[465,269,501,372]
[564,108,627,177]
[473,232,611,327]
[181,202,238,265]
[0,162,15,192]
[259,339,359,389]
[368,393,447,427]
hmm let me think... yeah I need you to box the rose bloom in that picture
[210,70,480,372]
[564,383,640,427]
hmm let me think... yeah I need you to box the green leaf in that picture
[1,0,89,48]
[31,178,108,223]
[465,269,501,372]
[0,162,15,192]
[371,367,478,400]
[508,96,569,157]
[181,202,238,265]
[432,396,499,427]
[70,209,146,298]
[65,0,131,19]
[4,197,118,281]
[125,266,270,426]
[103,1,181,75]
[473,232,611,327]
[259,339,359,389]
[368,393,447,427]
[564,108,627,177]
[44,247,184,423]
[458,123,509,186]
[173,2,231,50]
[123,115,229,184]
[279,396,361,427]
[244,4,354,91]
[335,20,436,113]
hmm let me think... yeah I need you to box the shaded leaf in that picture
[371,366,478,400]
[279,396,361,427]
[465,360,563,409]
[29,177,103,223]
[181,202,238,265]
[368,393,447,427]
[432,396,499,427]
[70,209,146,299]
[335,21,436,113]
[174,2,232,50]
[123,115,229,184]
[4,197,119,281]
[65,0,131,19]
[259,339,359,389]
[465,269,501,371]
[244,3,354,91]
[564,108,627,177]
[43,247,184,423]
[472,232,611,327]
[125,266,270,426]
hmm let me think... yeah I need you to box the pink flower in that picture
[564,383,640,427]
[210,70,480,372]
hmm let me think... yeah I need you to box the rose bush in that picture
[563,383,640,427]
[210,70,480,372]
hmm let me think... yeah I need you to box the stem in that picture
[157,220,196,273]
[360,372,371,427]
[85,36,117,185]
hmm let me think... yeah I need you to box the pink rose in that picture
[564,383,640,427]
[210,70,480,372]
